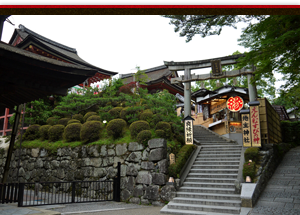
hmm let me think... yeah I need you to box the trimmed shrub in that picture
[140,110,153,123]
[156,121,172,139]
[48,125,65,142]
[64,123,82,142]
[106,119,127,139]
[67,119,81,125]
[58,118,71,127]
[120,107,140,123]
[47,117,59,126]
[244,147,260,162]
[168,144,197,178]
[243,161,256,180]
[23,124,41,141]
[72,114,84,123]
[86,115,101,122]
[80,121,102,144]
[109,107,123,119]
[152,114,163,127]
[83,112,97,122]
[129,120,150,138]
[39,125,51,140]
[137,130,152,147]
[175,134,185,145]
[155,129,165,138]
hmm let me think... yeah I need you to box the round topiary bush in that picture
[155,129,165,138]
[156,121,172,139]
[106,119,127,139]
[39,125,51,140]
[80,121,103,144]
[48,125,65,142]
[140,110,153,123]
[152,114,163,127]
[83,112,97,122]
[86,115,101,122]
[129,120,150,138]
[109,107,123,119]
[23,124,41,141]
[67,119,81,125]
[120,107,139,123]
[72,114,84,123]
[58,118,71,127]
[64,123,82,142]
[137,130,152,147]
[47,117,59,126]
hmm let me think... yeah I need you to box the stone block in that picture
[158,159,168,174]
[90,158,102,167]
[60,160,70,169]
[121,164,127,177]
[127,176,136,191]
[100,145,107,156]
[40,148,47,157]
[126,164,138,176]
[148,138,166,149]
[108,149,115,156]
[93,168,106,178]
[152,201,165,206]
[142,150,149,161]
[107,167,117,179]
[141,161,154,170]
[116,143,128,156]
[152,173,167,185]
[34,158,43,168]
[136,171,152,185]
[121,189,131,201]
[144,185,159,200]
[149,148,167,162]
[128,142,144,151]
[31,148,39,158]
[87,145,100,157]
[133,185,144,197]
[126,152,142,163]
[114,157,124,167]
[161,185,176,201]
[121,177,128,189]
[129,197,140,204]
[141,197,149,205]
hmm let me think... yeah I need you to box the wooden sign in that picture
[169,153,175,165]
[227,96,244,112]
[250,106,261,147]
[211,60,222,76]
[242,114,251,147]
[210,100,227,115]
[185,120,193,145]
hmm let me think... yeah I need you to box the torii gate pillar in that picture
[247,66,257,102]
[184,68,191,117]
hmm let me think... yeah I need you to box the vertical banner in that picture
[185,119,193,145]
[242,114,251,147]
[250,106,261,147]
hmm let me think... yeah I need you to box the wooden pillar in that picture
[3,108,9,136]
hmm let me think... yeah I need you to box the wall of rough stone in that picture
[0,138,176,206]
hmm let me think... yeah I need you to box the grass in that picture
[15,126,182,154]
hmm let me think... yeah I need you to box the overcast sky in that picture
[1,15,283,90]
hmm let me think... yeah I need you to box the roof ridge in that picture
[19,24,77,54]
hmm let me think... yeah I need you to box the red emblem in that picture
[227,96,244,112]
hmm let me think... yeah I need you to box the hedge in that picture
[39,125,51,140]
[168,144,197,178]
[108,107,123,119]
[281,121,300,145]
[23,124,41,141]
[64,123,82,142]
[72,114,84,123]
[86,115,101,122]
[139,110,153,123]
[83,112,97,122]
[46,117,59,126]
[48,125,65,142]
[67,119,81,125]
[137,130,152,147]
[80,121,103,144]
[156,121,172,139]
[243,161,256,180]
[57,118,71,127]
[155,129,165,138]
[244,147,260,163]
[107,119,127,139]
[129,120,150,138]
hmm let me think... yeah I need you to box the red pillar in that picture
[3,108,9,136]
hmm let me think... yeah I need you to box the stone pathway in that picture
[250,146,300,215]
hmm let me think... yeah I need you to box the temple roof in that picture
[9,24,118,77]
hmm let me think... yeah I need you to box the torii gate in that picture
[164,54,257,118]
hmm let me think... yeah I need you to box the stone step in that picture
[196,158,240,161]
[194,161,240,165]
[179,186,235,194]
[192,165,240,169]
[198,151,241,154]
[161,206,239,215]
[200,148,241,151]
[197,153,241,158]
[166,202,240,214]
[188,173,238,179]
[183,182,235,189]
[201,145,241,148]
[173,197,241,207]
[197,142,238,145]
[185,177,236,183]
[190,169,238,174]
[176,191,241,200]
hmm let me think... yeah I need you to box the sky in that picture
[1,15,283,90]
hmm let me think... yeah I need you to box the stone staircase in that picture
[161,125,242,215]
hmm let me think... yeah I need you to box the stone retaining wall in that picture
[0,138,176,206]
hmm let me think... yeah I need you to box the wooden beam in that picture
[171,69,254,84]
